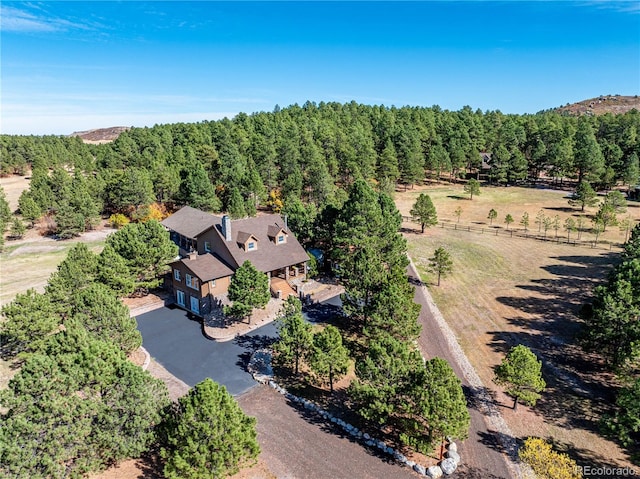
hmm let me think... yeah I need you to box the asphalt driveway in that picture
[136,305,278,396]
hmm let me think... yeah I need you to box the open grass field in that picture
[396,182,639,471]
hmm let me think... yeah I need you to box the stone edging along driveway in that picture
[408,258,527,479]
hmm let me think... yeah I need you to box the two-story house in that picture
[162,206,309,316]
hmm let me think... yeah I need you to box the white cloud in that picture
[0,5,94,33]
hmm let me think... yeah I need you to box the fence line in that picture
[402,216,623,251]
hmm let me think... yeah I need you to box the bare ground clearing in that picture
[396,183,636,470]
[0,173,30,211]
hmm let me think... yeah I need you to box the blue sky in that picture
[1,1,639,135]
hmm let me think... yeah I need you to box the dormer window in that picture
[277,234,285,244]
[238,231,259,252]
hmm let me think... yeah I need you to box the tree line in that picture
[580,223,640,460]
[1,103,639,243]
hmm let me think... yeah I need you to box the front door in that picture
[190,296,200,314]
[176,290,185,307]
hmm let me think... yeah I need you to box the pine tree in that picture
[226,187,247,219]
[97,244,136,297]
[178,162,221,212]
[0,186,11,223]
[504,214,514,230]
[487,208,497,225]
[105,220,178,291]
[410,193,438,233]
[494,345,546,410]
[366,280,421,342]
[1,327,169,478]
[568,181,599,212]
[0,289,60,357]
[309,325,350,393]
[55,201,86,239]
[350,333,423,425]
[9,217,25,239]
[520,212,530,232]
[70,283,142,354]
[18,191,42,227]
[464,178,480,200]
[273,297,313,375]
[408,357,470,454]
[225,260,270,322]
[161,378,259,479]
[46,243,99,309]
[428,247,453,286]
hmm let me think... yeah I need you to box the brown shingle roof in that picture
[170,253,234,281]
[210,214,308,273]
[236,231,257,245]
[161,206,218,239]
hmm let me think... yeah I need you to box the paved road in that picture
[137,305,278,396]
[408,264,517,479]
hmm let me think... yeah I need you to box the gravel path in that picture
[408,260,523,479]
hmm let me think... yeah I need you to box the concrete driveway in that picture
[136,305,278,396]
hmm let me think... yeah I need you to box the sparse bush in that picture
[109,213,130,229]
[519,437,582,479]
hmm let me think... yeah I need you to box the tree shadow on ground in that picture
[489,252,621,433]
[462,385,504,417]
[303,302,343,324]
[234,334,277,371]
[455,464,510,479]
[476,429,521,458]
[544,206,579,213]
[135,450,164,479]
[283,396,401,466]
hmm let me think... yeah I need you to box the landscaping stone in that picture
[413,463,426,475]
[440,458,457,475]
[447,442,457,453]
[426,465,443,478]
[445,450,460,464]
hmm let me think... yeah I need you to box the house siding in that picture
[169,263,231,316]
[197,227,238,269]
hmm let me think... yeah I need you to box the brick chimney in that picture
[222,215,232,242]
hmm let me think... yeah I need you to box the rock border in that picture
[248,350,460,476]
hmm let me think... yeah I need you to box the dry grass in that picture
[0,237,107,307]
[397,183,637,470]
[0,173,30,212]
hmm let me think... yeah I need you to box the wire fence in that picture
[402,216,625,252]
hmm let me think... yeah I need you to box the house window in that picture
[277,234,285,244]
[204,241,211,252]
[247,241,256,251]
[186,274,199,290]
[209,279,216,288]
[176,290,185,307]
[174,269,181,281]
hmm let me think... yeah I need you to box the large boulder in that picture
[440,458,457,475]
[426,465,443,478]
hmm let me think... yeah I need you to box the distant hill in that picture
[551,95,639,117]
[69,126,130,144]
